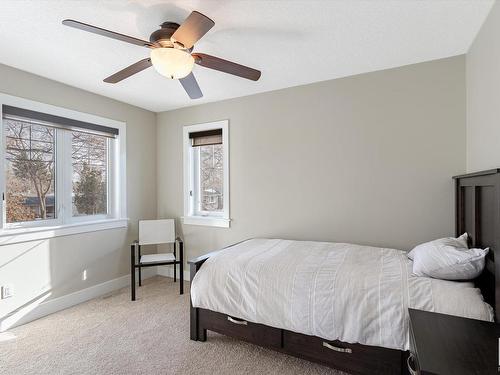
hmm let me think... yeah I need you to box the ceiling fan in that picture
[62,11,261,99]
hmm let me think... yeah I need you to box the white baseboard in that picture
[0,268,157,332]
[157,265,190,281]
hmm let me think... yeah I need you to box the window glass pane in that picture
[4,119,56,223]
[198,144,223,212]
[72,132,108,216]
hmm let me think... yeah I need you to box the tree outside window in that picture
[4,119,55,223]
[199,144,223,212]
[72,132,108,216]
[3,121,109,223]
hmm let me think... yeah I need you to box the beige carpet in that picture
[0,276,345,375]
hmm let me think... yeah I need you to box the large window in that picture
[0,95,127,242]
[183,121,229,228]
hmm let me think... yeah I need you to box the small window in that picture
[183,121,229,228]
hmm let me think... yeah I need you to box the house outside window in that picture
[183,120,230,228]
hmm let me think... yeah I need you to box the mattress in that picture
[190,238,494,351]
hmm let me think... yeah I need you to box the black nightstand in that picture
[408,308,498,375]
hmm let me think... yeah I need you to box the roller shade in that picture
[2,105,119,138]
[189,129,222,147]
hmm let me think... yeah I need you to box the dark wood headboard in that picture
[454,169,500,321]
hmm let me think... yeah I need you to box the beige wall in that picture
[157,56,466,261]
[0,64,157,322]
[0,51,469,323]
[466,1,500,172]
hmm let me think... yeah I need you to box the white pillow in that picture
[407,233,468,260]
[412,246,489,280]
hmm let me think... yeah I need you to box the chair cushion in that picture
[139,219,175,245]
[140,253,176,263]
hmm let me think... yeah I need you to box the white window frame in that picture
[0,93,127,245]
[182,120,230,228]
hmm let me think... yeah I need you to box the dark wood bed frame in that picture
[188,169,500,375]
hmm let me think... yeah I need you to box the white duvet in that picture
[190,239,494,351]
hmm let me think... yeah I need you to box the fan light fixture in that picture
[62,11,261,100]
[150,47,194,79]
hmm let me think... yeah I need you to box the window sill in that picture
[0,218,128,245]
[182,216,231,228]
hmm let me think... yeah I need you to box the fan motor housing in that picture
[150,22,190,49]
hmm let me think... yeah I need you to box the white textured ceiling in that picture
[0,0,494,112]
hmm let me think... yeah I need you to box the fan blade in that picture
[62,19,155,48]
[103,58,152,83]
[179,73,203,99]
[192,53,261,81]
[171,11,215,49]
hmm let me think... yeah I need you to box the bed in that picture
[188,169,500,375]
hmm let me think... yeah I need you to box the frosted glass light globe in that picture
[150,48,194,79]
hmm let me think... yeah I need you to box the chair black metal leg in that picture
[173,242,177,282]
[179,240,184,295]
[138,245,142,287]
[131,244,136,301]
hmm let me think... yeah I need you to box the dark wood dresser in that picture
[408,308,498,374]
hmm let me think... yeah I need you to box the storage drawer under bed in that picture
[282,330,404,375]
[196,308,407,374]
[198,308,282,350]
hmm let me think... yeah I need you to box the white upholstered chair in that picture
[130,219,183,300]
